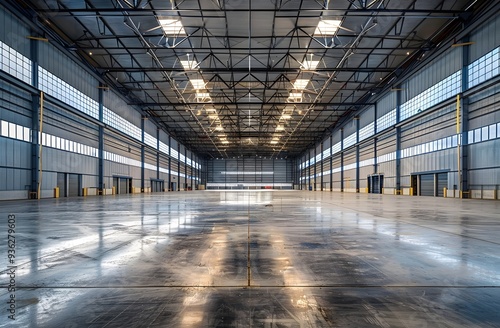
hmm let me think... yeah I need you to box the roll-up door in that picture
[372,175,380,194]
[119,178,128,194]
[420,174,435,196]
[437,173,448,197]
[57,173,67,197]
[68,174,80,197]
[151,180,164,192]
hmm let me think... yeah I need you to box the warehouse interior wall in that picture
[206,158,293,189]
[0,5,202,200]
[298,13,500,200]
[1,4,499,201]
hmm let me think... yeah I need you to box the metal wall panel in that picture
[359,106,375,127]
[468,84,500,129]
[437,173,448,197]
[42,101,99,148]
[0,81,32,125]
[103,91,142,126]
[469,14,500,62]
[207,158,292,186]
[0,7,31,57]
[104,131,141,160]
[400,104,456,149]
[39,42,99,102]
[405,48,462,101]
[377,93,397,118]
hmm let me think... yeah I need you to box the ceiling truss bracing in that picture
[10,0,485,158]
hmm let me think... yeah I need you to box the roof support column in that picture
[330,135,333,192]
[340,128,344,193]
[320,142,324,191]
[30,37,40,198]
[141,116,145,192]
[396,88,402,195]
[373,103,378,175]
[98,84,104,194]
[168,135,171,191]
[459,37,470,198]
[355,117,360,193]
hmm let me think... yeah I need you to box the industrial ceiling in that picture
[8,0,485,158]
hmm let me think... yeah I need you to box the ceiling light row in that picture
[160,17,341,38]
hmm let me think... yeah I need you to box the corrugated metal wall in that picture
[207,158,292,189]
[0,5,200,199]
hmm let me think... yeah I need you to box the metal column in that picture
[98,84,104,193]
[459,39,470,198]
[30,38,40,198]
[340,128,344,192]
[329,135,333,191]
[140,116,145,192]
[396,89,402,194]
[320,142,324,191]
[355,117,360,193]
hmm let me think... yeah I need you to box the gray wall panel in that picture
[469,15,500,62]
[0,7,31,57]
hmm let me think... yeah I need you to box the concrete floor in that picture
[1,190,500,327]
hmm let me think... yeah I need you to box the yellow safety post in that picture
[443,188,447,198]
[82,188,88,196]
[53,187,59,198]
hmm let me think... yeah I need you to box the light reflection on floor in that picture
[1,190,500,327]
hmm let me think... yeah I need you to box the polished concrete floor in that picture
[1,190,500,327]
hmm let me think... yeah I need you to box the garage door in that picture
[420,174,434,196]
[68,174,80,197]
[57,173,66,197]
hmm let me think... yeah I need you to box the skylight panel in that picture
[301,59,319,70]
[288,92,303,102]
[293,79,309,90]
[158,18,186,36]
[181,59,198,70]
[314,20,341,36]
[190,79,205,89]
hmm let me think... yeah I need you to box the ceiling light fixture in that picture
[301,54,319,70]
[288,92,303,102]
[293,79,309,90]
[190,79,205,89]
[195,92,211,103]
[158,18,186,36]
[314,19,342,36]
[181,59,198,70]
